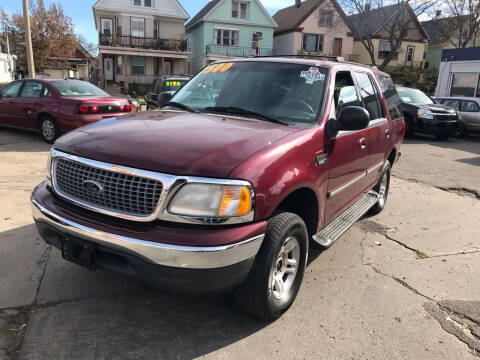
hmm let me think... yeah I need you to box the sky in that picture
[1,0,295,45]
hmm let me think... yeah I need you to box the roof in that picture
[273,0,353,35]
[421,16,471,45]
[348,3,404,38]
[186,0,221,29]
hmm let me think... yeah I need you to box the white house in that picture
[93,0,190,93]
[0,44,15,84]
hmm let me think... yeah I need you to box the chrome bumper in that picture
[31,197,264,270]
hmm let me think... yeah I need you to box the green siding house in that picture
[186,0,277,74]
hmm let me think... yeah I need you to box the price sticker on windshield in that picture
[203,62,235,74]
[300,67,325,84]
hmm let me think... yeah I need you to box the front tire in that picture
[39,116,60,144]
[404,116,415,138]
[370,162,391,215]
[235,212,308,320]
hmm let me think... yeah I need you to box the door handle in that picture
[385,130,391,139]
[359,138,367,150]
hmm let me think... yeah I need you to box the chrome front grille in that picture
[54,158,163,218]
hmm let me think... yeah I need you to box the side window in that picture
[444,99,460,110]
[1,81,23,98]
[354,72,384,120]
[20,81,43,98]
[378,75,402,120]
[334,71,361,115]
[43,87,50,97]
[461,100,479,112]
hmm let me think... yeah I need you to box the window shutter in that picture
[303,35,306,50]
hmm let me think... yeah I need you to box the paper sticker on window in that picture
[300,67,325,83]
[203,62,235,74]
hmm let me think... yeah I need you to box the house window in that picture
[133,0,152,7]
[232,2,248,19]
[319,10,333,27]
[116,56,123,75]
[154,20,160,38]
[131,17,145,37]
[378,41,399,60]
[132,56,145,75]
[214,29,239,46]
[116,16,122,36]
[144,0,152,7]
[133,0,141,5]
[302,34,324,53]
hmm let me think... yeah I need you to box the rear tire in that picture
[235,212,308,320]
[369,163,391,215]
[39,116,60,144]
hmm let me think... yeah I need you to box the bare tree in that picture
[0,0,78,73]
[436,0,480,48]
[343,0,435,70]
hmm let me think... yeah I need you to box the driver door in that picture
[0,81,24,126]
[324,70,370,223]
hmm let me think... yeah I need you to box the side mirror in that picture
[337,106,370,131]
[157,92,173,107]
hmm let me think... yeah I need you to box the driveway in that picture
[0,129,479,359]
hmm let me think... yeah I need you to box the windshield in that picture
[163,80,188,93]
[397,87,434,104]
[51,80,109,97]
[169,61,328,125]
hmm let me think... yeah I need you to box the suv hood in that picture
[54,111,300,178]
[409,103,456,113]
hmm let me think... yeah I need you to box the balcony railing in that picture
[99,34,187,52]
[206,44,272,57]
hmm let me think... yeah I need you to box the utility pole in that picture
[22,0,35,78]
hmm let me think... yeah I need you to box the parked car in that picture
[435,97,480,135]
[145,74,190,109]
[0,79,132,143]
[31,58,404,320]
[397,86,460,140]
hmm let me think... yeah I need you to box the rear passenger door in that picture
[459,100,480,132]
[353,71,390,186]
[16,80,45,129]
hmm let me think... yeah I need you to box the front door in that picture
[16,80,45,129]
[0,81,24,126]
[325,70,370,223]
[405,46,415,67]
[333,38,343,57]
[104,58,114,81]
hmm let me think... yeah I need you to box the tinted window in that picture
[1,81,23,98]
[461,100,480,112]
[20,81,43,98]
[378,75,402,120]
[354,72,383,120]
[50,80,108,97]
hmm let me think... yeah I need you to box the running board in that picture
[313,191,379,248]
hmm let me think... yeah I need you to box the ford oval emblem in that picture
[83,180,103,194]
[108,105,113,112]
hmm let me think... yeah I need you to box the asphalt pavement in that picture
[0,129,479,359]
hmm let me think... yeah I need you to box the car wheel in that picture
[369,162,391,215]
[235,212,308,320]
[39,116,60,144]
[435,134,449,141]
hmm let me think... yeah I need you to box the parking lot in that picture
[1,128,479,359]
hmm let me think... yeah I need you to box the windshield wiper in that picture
[163,102,199,113]
[205,106,289,126]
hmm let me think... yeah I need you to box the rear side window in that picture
[1,81,23,98]
[377,75,402,120]
[354,72,384,120]
[461,100,480,112]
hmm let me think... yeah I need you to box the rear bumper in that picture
[31,183,265,292]
[57,113,132,132]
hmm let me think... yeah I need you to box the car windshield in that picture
[163,80,188,93]
[397,87,434,104]
[51,80,109,97]
[169,61,329,125]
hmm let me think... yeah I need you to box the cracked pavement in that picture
[1,129,479,359]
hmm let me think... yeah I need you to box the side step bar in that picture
[313,191,379,248]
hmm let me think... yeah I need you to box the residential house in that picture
[272,0,355,60]
[348,3,429,68]
[186,0,277,75]
[422,16,480,69]
[93,0,190,93]
[43,46,95,81]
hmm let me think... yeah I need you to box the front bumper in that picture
[418,118,460,135]
[31,183,265,292]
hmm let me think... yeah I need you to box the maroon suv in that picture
[0,79,131,143]
[31,58,404,320]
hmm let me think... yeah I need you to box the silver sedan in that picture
[435,97,480,134]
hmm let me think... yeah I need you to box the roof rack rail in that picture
[248,54,345,62]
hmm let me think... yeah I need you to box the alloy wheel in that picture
[270,236,300,301]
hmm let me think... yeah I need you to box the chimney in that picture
[435,10,442,17]
[365,3,371,11]
[296,0,301,7]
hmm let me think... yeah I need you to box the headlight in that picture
[45,149,53,186]
[418,108,434,119]
[168,183,253,220]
